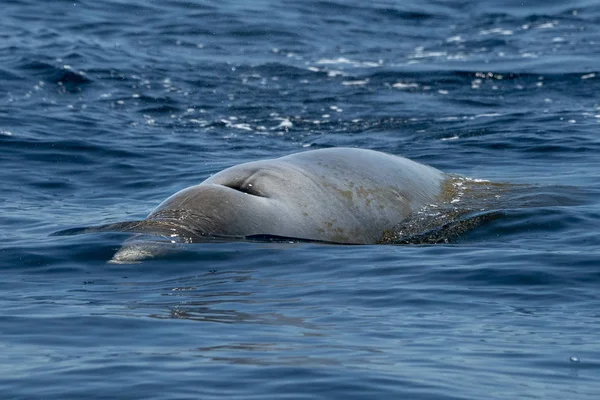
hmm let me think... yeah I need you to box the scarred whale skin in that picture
[144,147,447,244]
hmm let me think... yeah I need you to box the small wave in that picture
[19,60,92,92]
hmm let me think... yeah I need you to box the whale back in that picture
[146,148,448,244]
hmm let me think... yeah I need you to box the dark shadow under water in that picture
[379,177,590,244]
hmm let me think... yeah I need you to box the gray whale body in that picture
[53,147,587,263]
[150,147,447,243]
[55,148,454,262]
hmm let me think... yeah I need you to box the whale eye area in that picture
[221,181,266,197]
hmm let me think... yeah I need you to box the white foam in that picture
[274,119,293,130]
[440,135,459,141]
[392,82,419,89]
[479,28,513,36]
[537,22,557,29]
[474,113,502,118]
[446,35,463,43]
[342,79,368,86]
[315,58,382,68]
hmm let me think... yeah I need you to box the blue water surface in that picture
[1,0,600,399]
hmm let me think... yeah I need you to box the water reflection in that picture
[121,270,323,330]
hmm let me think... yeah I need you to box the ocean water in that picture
[2,0,600,398]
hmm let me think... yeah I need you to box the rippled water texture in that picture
[1,0,600,399]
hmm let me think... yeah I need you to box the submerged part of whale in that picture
[52,147,580,263]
